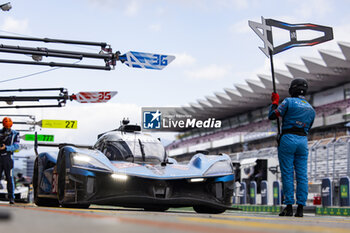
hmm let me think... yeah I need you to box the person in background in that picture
[0,117,19,204]
[16,173,26,183]
[268,78,315,217]
[15,172,27,188]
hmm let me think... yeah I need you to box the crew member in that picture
[268,78,315,217]
[15,172,26,188]
[0,117,19,204]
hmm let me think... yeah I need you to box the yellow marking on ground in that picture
[220,214,350,223]
[179,216,350,233]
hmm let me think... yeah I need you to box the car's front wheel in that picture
[33,158,59,207]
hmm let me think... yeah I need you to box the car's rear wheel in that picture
[33,158,59,207]
[193,205,226,214]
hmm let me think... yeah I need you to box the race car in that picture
[33,122,235,213]
[0,177,33,203]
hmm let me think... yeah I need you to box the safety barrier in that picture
[316,207,350,216]
[231,204,350,216]
[235,176,349,208]
[232,205,281,213]
[236,180,281,206]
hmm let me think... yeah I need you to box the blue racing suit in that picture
[0,128,20,200]
[269,97,315,206]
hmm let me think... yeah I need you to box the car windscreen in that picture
[105,139,165,163]
[103,141,133,162]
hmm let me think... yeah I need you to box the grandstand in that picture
[165,41,350,185]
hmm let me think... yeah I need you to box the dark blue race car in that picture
[33,123,234,214]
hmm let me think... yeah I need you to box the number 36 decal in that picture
[152,55,168,66]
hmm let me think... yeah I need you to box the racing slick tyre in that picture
[143,206,169,212]
[57,155,90,209]
[193,205,226,214]
[33,158,59,207]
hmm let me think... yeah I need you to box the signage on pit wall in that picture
[321,178,332,207]
[341,185,348,198]
[273,181,281,206]
[250,181,257,205]
[261,180,268,205]
[239,182,247,204]
[340,176,350,207]
[41,120,77,129]
[316,207,350,216]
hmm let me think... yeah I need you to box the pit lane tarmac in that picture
[1,203,350,233]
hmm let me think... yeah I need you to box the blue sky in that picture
[1,0,350,154]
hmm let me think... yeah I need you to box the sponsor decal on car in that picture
[113,163,141,169]
[171,164,189,170]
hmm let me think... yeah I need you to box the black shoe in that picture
[295,204,303,217]
[279,204,293,216]
[9,199,14,205]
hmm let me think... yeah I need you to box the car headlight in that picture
[71,153,111,172]
[188,178,205,183]
[111,173,128,181]
[204,160,233,176]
